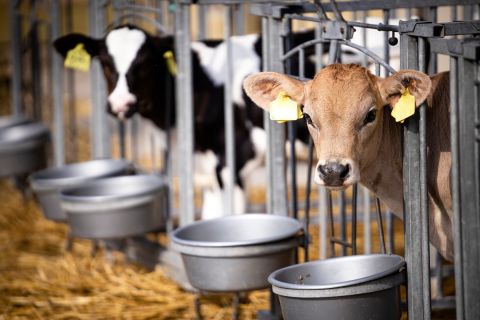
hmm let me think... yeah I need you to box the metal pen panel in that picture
[174,1,195,225]
[88,0,110,159]
[400,31,431,320]
[458,53,480,320]
[51,0,64,166]
[223,5,235,216]
[266,16,287,216]
[9,0,22,116]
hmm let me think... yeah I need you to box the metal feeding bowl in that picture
[0,121,50,177]
[0,114,33,129]
[269,254,406,320]
[61,174,167,239]
[30,159,133,221]
[171,214,303,293]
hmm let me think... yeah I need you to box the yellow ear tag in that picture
[64,44,91,72]
[391,88,416,123]
[163,51,177,76]
[269,91,303,124]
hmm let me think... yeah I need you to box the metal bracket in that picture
[399,20,444,37]
[319,20,354,40]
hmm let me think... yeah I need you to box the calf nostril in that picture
[339,164,350,179]
[317,165,328,178]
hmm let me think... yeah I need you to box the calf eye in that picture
[304,113,315,127]
[363,108,376,126]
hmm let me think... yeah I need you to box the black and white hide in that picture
[53,25,314,219]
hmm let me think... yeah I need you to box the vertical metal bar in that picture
[375,198,386,254]
[66,0,77,162]
[284,18,298,221]
[418,37,432,319]
[51,0,64,166]
[175,1,194,225]
[386,210,394,254]
[266,16,287,216]
[351,184,357,255]
[361,11,368,68]
[463,5,474,21]
[327,191,335,257]
[383,9,390,77]
[223,5,235,216]
[29,2,41,120]
[338,190,346,256]
[400,31,430,320]
[363,186,371,254]
[451,5,458,21]
[428,7,437,74]
[319,186,328,259]
[88,0,110,159]
[9,0,22,116]
[234,4,244,35]
[197,4,207,40]
[458,53,480,320]
[304,137,314,262]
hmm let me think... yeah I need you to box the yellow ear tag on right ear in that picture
[64,44,91,72]
[269,91,303,124]
[391,88,416,123]
[163,51,177,76]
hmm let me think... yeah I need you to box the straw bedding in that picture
[0,181,271,319]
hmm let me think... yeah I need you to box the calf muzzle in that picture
[317,162,350,187]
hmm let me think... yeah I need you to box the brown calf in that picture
[244,64,453,261]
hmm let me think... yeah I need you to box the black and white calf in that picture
[54,25,314,219]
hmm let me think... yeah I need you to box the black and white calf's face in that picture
[54,26,172,120]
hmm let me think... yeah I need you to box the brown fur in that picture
[244,64,453,261]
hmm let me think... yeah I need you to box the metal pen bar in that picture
[198,4,207,40]
[428,7,438,74]
[400,31,429,320]
[66,0,78,162]
[458,51,480,320]
[327,190,335,257]
[418,36,432,319]
[363,186,371,254]
[375,198,386,254]
[267,16,288,216]
[338,190,346,256]
[175,1,195,225]
[89,0,110,159]
[304,137,314,262]
[351,184,357,255]
[51,0,64,166]
[223,5,235,216]
[284,18,298,221]
[30,4,41,120]
[9,0,22,116]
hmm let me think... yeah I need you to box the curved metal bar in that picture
[281,39,396,75]
[106,13,172,35]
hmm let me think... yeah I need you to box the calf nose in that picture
[317,162,350,186]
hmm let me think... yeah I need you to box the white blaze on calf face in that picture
[105,27,146,116]
[191,34,260,107]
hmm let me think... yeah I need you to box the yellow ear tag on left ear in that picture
[391,88,416,123]
[64,44,91,72]
[163,51,177,76]
[269,91,303,124]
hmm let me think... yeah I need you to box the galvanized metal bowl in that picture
[269,254,405,320]
[171,214,303,293]
[0,122,50,177]
[30,159,133,221]
[0,114,32,129]
[61,174,167,239]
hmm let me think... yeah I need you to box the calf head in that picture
[244,64,431,189]
[54,25,174,121]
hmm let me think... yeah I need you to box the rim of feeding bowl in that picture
[0,122,50,144]
[268,254,405,290]
[171,214,303,248]
[29,158,133,189]
[60,174,166,203]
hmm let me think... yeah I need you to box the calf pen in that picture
[3,0,479,319]
[246,1,479,319]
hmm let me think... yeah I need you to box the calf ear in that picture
[243,72,306,111]
[53,33,102,58]
[378,70,432,107]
